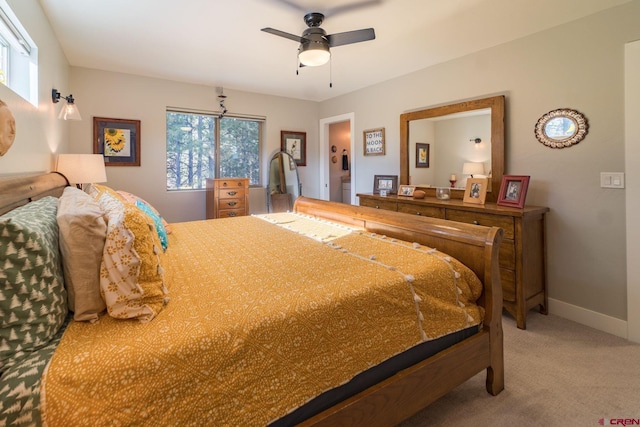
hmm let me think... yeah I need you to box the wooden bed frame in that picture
[0,173,504,426]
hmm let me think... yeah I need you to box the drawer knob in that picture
[228,212,237,217]
[473,220,479,225]
[416,212,421,215]
[223,182,227,187]
[228,191,237,196]
[228,202,237,207]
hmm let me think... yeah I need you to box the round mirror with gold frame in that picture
[535,108,588,148]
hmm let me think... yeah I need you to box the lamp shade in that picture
[58,102,82,120]
[56,154,107,184]
[299,43,330,66]
[462,162,485,176]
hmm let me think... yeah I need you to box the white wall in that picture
[68,68,319,223]
[0,0,70,174]
[320,1,640,325]
[626,40,640,342]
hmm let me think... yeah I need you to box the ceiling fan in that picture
[261,12,375,67]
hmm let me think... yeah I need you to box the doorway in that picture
[319,113,355,203]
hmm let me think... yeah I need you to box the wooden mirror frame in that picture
[400,95,505,202]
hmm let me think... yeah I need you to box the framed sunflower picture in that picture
[93,117,141,166]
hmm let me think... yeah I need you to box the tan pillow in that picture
[57,186,107,322]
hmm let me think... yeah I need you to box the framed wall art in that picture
[363,128,385,156]
[497,175,530,208]
[93,117,141,166]
[415,143,430,168]
[373,174,398,195]
[281,130,306,167]
[463,177,489,205]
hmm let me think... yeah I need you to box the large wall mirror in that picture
[400,95,505,201]
[267,151,302,212]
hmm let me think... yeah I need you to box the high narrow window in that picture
[0,1,37,105]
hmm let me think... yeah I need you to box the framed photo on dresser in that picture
[497,175,530,208]
[463,177,488,205]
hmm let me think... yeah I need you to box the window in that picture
[166,110,263,190]
[0,1,37,105]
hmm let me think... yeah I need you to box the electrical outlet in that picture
[600,172,625,189]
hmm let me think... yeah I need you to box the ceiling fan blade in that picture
[327,28,375,47]
[261,27,304,43]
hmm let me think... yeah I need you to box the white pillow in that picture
[57,186,107,322]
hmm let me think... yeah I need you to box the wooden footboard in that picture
[294,196,504,426]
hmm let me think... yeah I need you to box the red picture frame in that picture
[497,175,530,208]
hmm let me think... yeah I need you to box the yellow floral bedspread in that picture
[42,213,483,426]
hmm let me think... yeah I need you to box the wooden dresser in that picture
[206,178,249,219]
[357,193,549,329]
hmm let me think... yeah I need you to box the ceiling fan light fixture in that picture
[298,42,330,66]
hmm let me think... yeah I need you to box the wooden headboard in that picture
[0,172,68,215]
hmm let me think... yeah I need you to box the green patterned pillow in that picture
[0,197,68,374]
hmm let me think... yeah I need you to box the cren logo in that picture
[600,419,640,426]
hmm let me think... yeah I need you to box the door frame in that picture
[319,112,355,202]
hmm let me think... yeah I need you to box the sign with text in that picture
[363,128,385,156]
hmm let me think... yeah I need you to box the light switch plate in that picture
[600,172,625,189]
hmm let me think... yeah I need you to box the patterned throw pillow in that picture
[117,190,172,234]
[0,197,68,374]
[90,185,168,322]
[135,199,168,251]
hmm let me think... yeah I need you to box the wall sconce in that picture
[56,154,107,190]
[470,138,482,144]
[52,88,82,120]
[462,162,485,178]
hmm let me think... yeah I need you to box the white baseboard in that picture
[548,298,628,339]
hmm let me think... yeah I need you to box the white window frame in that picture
[166,108,264,191]
[0,0,37,105]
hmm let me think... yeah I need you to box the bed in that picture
[0,172,504,426]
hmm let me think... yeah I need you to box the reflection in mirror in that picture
[409,109,491,189]
[267,151,302,212]
[400,95,504,200]
[544,117,576,140]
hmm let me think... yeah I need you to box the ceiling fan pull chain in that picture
[329,56,333,88]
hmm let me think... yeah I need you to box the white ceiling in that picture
[38,0,630,102]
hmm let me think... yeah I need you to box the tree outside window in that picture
[166,111,262,190]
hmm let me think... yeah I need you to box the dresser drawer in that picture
[218,209,245,218]
[445,210,515,239]
[499,239,515,270]
[360,198,398,211]
[218,188,246,199]
[218,198,246,210]
[216,179,247,189]
[397,202,445,218]
[500,268,516,302]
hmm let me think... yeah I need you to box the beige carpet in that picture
[399,312,640,426]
